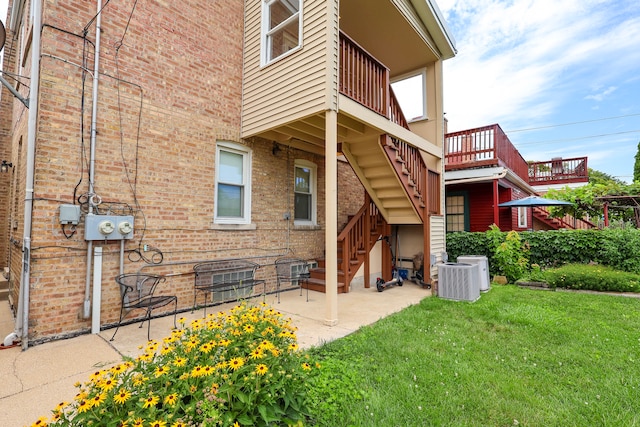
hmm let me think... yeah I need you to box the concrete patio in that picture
[0,281,431,426]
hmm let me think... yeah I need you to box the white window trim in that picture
[391,68,428,122]
[294,159,317,226]
[260,0,303,66]
[518,207,528,228]
[214,142,252,225]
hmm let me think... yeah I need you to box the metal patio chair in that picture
[274,257,311,303]
[111,273,177,341]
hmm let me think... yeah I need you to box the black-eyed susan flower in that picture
[154,365,170,377]
[173,356,187,367]
[171,422,187,427]
[76,399,91,413]
[90,392,107,408]
[229,357,245,370]
[164,393,179,406]
[113,389,131,405]
[142,394,160,409]
[132,419,144,427]
[255,364,269,375]
[30,416,48,427]
[302,362,312,371]
[149,420,167,427]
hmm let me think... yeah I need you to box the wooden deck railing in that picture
[445,124,529,182]
[339,32,409,130]
[528,157,589,185]
[382,135,428,221]
[535,206,595,230]
[337,195,387,289]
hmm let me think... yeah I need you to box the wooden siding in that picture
[430,215,445,277]
[242,0,337,138]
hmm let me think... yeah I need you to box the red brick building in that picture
[0,0,456,347]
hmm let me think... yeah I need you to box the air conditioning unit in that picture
[437,263,480,302]
[456,256,490,292]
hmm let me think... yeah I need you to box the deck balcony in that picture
[445,124,588,186]
[528,157,589,186]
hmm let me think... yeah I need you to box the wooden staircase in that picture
[304,196,389,293]
[533,206,596,230]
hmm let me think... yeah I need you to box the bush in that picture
[544,264,640,293]
[447,228,640,275]
[35,302,318,427]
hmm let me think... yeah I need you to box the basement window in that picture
[261,0,302,65]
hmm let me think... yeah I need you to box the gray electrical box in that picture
[84,214,135,241]
[60,204,81,225]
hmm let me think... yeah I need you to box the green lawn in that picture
[307,285,640,427]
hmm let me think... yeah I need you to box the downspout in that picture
[83,0,102,320]
[17,0,43,350]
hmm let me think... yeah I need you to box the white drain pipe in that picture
[83,0,103,320]
[11,0,43,351]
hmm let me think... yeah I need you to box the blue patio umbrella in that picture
[498,196,573,230]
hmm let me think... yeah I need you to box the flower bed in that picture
[33,302,318,427]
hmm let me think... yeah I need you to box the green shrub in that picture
[545,264,640,293]
[35,302,318,427]
[488,225,529,283]
[598,228,640,273]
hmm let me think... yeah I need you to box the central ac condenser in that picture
[437,263,480,302]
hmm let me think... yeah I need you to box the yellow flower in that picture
[149,420,167,427]
[30,416,48,427]
[219,339,231,347]
[54,401,68,412]
[114,389,131,405]
[132,373,148,386]
[288,343,299,352]
[143,394,160,408]
[243,324,255,333]
[154,365,170,377]
[98,378,116,391]
[229,357,245,371]
[164,393,179,406]
[76,399,91,414]
[250,348,264,359]
[191,365,206,377]
[302,362,312,371]
[255,364,269,375]
[173,356,187,367]
[132,419,144,427]
[90,392,107,408]
[89,370,105,382]
[171,423,187,427]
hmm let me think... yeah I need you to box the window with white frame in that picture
[294,159,316,224]
[518,207,528,229]
[215,142,252,224]
[261,0,302,65]
[391,69,427,121]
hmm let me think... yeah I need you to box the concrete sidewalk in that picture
[0,282,430,427]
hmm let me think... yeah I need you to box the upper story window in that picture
[215,142,252,225]
[294,159,316,225]
[261,0,302,65]
[391,69,427,122]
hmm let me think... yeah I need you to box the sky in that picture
[1,0,639,182]
[437,0,640,183]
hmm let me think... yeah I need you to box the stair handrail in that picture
[381,135,427,221]
[337,196,386,289]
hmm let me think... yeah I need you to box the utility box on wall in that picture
[84,214,135,241]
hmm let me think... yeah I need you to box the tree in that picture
[634,141,640,183]
[545,170,640,227]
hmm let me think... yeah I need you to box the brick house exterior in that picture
[1,0,456,347]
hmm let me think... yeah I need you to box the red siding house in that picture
[444,124,592,232]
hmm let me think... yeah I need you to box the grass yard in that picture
[307,285,640,427]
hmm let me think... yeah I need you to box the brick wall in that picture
[2,0,366,343]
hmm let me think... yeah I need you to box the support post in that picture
[324,110,338,326]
